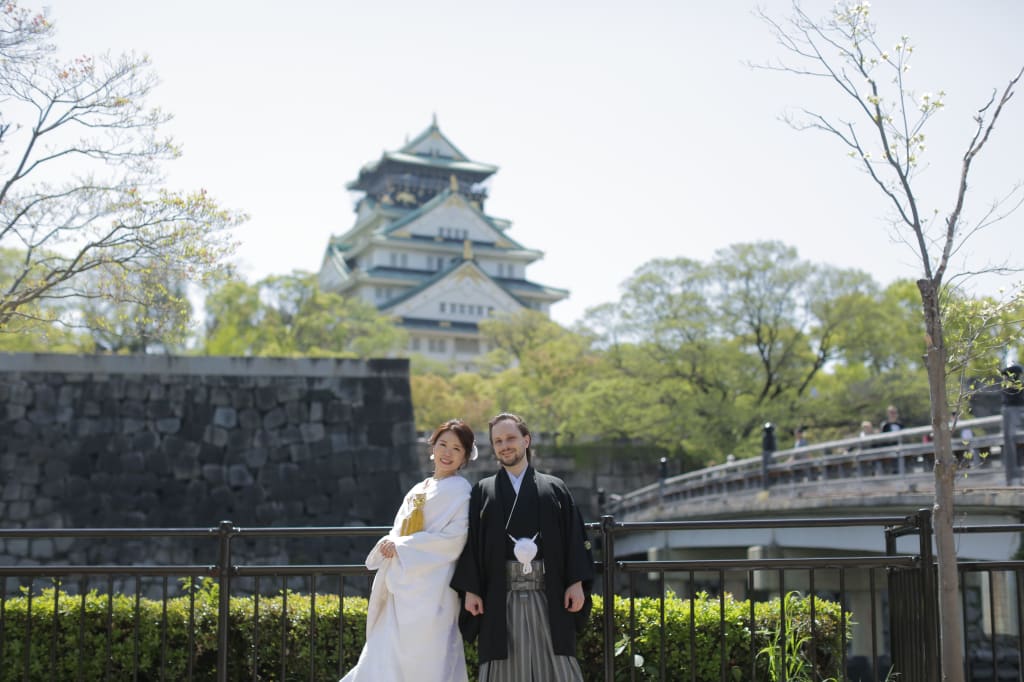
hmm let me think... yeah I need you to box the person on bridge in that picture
[340,419,476,682]
[452,412,595,681]
[880,405,903,434]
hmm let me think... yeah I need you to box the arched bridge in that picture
[611,410,1024,561]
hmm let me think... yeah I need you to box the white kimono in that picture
[341,475,472,682]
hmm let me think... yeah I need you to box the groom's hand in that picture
[465,591,484,615]
[564,581,584,612]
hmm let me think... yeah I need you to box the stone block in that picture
[233,385,254,405]
[243,447,269,468]
[27,409,55,426]
[300,423,325,444]
[213,406,237,429]
[203,425,229,448]
[8,382,33,406]
[285,400,308,425]
[8,501,30,520]
[263,407,287,430]
[279,426,303,446]
[120,399,145,418]
[154,417,181,432]
[57,384,76,406]
[202,464,225,484]
[30,538,55,560]
[121,451,146,473]
[255,387,278,411]
[121,418,145,434]
[173,452,200,480]
[288,444,310,463]
[238,408,261,430]
[324,400,349,424]
[227,464,254,488]
[305,494,330,516]
[124,380,148,401]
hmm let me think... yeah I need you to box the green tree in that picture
[410,371,496,434]
[479,310,597,441]
[202,272,406,358]
[578,243,878,457]
[0,3,241,336]
[758,4,1024,677]
[78,261,193,353]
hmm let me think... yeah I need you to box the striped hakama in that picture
[478,561,583,682]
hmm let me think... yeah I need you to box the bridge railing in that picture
[616,414,1021,518]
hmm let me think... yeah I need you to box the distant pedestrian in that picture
[880,405,903,434]
[793,426,809,448]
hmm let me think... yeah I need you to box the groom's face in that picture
[491,419,529,470]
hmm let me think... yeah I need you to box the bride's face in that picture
[432,430,467,479]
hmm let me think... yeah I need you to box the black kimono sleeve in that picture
[561,483,596,631]
[451,481,484,642]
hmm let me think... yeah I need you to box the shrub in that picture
[0,581,846,681]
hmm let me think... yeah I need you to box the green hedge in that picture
[0,582,848,681]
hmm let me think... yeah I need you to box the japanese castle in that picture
[317,119,568,371]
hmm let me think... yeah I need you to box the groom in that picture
[451,412,594,680]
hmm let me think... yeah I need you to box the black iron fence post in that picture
[215,520,235,682]
[601,514,616,682]
[916,508,939,682]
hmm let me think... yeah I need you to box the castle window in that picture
[440,302,446,313]
[455,338,480,354]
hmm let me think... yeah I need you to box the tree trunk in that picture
[918,278,965,682]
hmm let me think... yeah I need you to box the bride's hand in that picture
[380,539,396,558]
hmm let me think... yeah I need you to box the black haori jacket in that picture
[451,466,595,664]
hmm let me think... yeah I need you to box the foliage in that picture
[574,242,886,456]
[0,583,847,682]
[201,271,406,358]
[479,309,598,440]
[0,2,242,339]
[410,370,496,433]
[77,261,194,353]
[577,592,849,682]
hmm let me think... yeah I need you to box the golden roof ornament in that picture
[463,239,473,260]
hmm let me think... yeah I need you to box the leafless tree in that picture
[0,2,242,336]
[755,2,1023,679]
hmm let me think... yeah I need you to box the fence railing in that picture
[1,511,1022,681]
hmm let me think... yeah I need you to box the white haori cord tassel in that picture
[510,533,539,574]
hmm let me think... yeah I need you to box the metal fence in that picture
[1,511,1022,681]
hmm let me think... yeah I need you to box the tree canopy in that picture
[0,2,241,341]
[201,272,407,358]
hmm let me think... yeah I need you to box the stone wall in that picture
[0,353,419,568]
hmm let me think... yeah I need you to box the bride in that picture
[340,418,476,682]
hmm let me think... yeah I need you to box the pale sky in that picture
[38,0,1024,327]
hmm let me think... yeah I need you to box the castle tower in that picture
[317,119,568,371]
